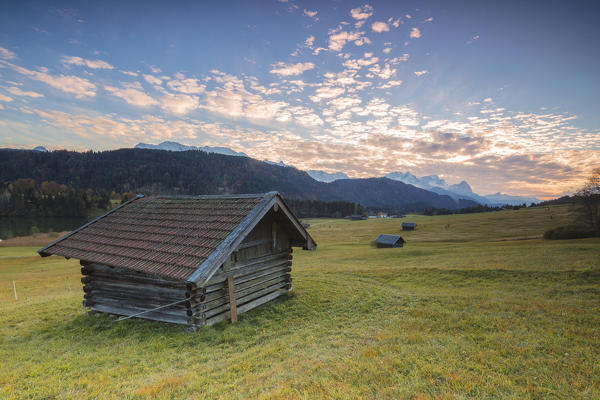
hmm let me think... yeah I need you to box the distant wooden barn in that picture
[375,234,406,248]
[402,222,417,231]
[38,192,316,328]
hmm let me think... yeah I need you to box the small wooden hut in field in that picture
[375,234,405,248]
[38,192,316,328]
[402,222,417,231]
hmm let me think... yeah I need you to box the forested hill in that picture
[0,149,478,212]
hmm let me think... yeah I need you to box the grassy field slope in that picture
[0,205,599,399]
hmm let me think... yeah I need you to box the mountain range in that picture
[2,141,540,207]
[384,171,539,206]
[0,147,478,212]
[135,141,247,157]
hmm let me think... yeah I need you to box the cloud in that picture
[270,62,315,76]
[378,80,403,89]
[0,93,13,102]
[369,64,396,79]
[0,46,17,60]
[424,17,433,23]
[343,55,379,69]
[414,70,429,76]
[467,35,480,44]
[2,60,96,98]
[167,77,206,94]
[120,70,139,77]
[303,9,318,20]
[371,22,390,33]
[7,86,44,98]
[304,35,315,48]
[350,5,373,20]
[62,56,115,69]
[328,29,368,52]
[104,84,158,107]
[410,28,421,39]
[389,54,410,64]
[143,74,162,85]
[159,93,199,115]
[310,86,346,102]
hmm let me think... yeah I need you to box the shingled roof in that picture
[375,234,405,246]
[39,192,315,284]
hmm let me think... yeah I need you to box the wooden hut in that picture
[348,214,367,221]
[38,192,316,328]
[402,222,417,231]
[375,234,406,248]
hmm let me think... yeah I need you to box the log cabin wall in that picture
[81,262,192,325]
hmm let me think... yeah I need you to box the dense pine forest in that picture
[0,179,112,217]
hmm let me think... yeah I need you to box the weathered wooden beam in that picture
[236,238,272,250]
[89,303,190,325]
[272,220,277,251]
[227,276,238,323]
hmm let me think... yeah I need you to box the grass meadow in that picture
[0,205,599,399]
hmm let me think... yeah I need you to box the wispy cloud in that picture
[143,74,162,85]
[167,76,206,94]
[7,86,44,98]
[270,62,315,76]
[0,46,17,60]
[414,70,428,76]
[159,93,199,115]
[2,60,96,98]
[62,56,115,69]
[104,84,157,107]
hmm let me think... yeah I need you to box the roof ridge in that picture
[155,192,278,200]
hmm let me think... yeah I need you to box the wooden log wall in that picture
[80,248,293,327]
[81,262,192,325]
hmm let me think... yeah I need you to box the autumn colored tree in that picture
[574,168,600,232]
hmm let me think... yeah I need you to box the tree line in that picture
[0,179,112,217]
[286,198,363,218]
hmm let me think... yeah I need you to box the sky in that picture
[0,0,598,199]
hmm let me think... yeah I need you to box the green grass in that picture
[0,205,599,399]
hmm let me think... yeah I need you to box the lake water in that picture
[0,217,88,240]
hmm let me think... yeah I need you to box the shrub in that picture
[543,225,598,240]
